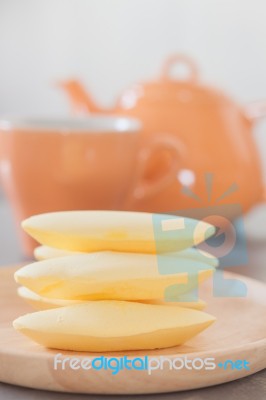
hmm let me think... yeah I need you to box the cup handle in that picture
[244,100,266,121]
[131,135,185,201]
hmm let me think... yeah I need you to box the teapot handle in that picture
[245,101,266,204]
[160,54,199,83]
[125,135,186,206]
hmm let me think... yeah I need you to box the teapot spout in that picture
[58,79,103,114]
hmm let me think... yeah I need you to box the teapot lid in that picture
[118,54,233,109]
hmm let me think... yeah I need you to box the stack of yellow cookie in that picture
[13,211,218,352]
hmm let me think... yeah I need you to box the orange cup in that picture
[0,116,180,256]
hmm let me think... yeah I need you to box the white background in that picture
[1,0,266,114]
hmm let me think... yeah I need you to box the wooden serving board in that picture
[0,265,265,395]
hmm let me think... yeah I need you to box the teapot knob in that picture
[161,54,199,83]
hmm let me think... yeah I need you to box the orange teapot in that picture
[59,55,266,217]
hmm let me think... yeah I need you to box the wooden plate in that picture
[0,265,265,394]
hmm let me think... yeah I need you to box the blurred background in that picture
[1,0,266,266]
[1,0,266,116]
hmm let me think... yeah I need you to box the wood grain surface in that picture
[0,265,265,395]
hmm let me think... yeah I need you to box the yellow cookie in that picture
[22,211,215,254]
[34,245,218,269]
[34,246,84,260]
[15,252,216,301]
[18,286,206,311]
[141,298,206,310]
[13,301,215,352]
[17,287,81,310]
